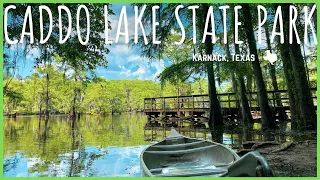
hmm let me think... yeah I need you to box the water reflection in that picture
[4,114,149,177]
[4,146,146,177]
[3,114,316,177]
[143,122,316,148]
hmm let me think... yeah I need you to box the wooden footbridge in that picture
[143,88,317,128]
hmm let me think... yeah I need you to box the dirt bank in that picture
[238,140,317,177]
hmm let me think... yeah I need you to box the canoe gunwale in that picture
[153,168,228,177]
[145,144,218,154]
[152,140,206,149]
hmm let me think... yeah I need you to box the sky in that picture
[7,4,169,81]
[97,4,170,80]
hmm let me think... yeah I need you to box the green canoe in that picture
[140,128,273,177]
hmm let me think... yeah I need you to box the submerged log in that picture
[242,141,280,150]
[272,142,294,153]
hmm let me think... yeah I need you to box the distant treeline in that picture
[3,65,211,116]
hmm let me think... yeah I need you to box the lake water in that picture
[3,113,315,177]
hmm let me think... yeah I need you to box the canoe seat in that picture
[153,168,227,177]
[153,140,206,149]
[145,144,217,155]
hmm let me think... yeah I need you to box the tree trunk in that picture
[231,72,240,109]
[281,4,316,130]
[39,106,42,117]
[234,36,253,125]
[301,43,310,86]
[277,38,300,129]
[71,75,77,120]
[275,4,300,129]
[239,75,254,124]
[242,4,275,129]
[206,63,223,126]
[224,29,240,110]
[203,4,223,127]
[126,88,130,112]
[265,24,287,120]
[246,74,253,108]
[45,72,49,119]
[230,4,253,125]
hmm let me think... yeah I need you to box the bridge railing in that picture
[143,88,317,112]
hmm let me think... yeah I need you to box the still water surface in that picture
[3,113,313,177]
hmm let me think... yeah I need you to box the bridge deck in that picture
[144,88,317,115]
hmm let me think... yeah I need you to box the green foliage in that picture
[5,4,113,68]
[3,79,24,113]
[3,64,199,115]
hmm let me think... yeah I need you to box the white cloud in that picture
[119,65,132,77]
[132,66,146,76]
[127,55,149,63]
[150,60,165,79]
[115,55,165,80]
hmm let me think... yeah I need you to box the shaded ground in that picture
[238,140,317,177]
